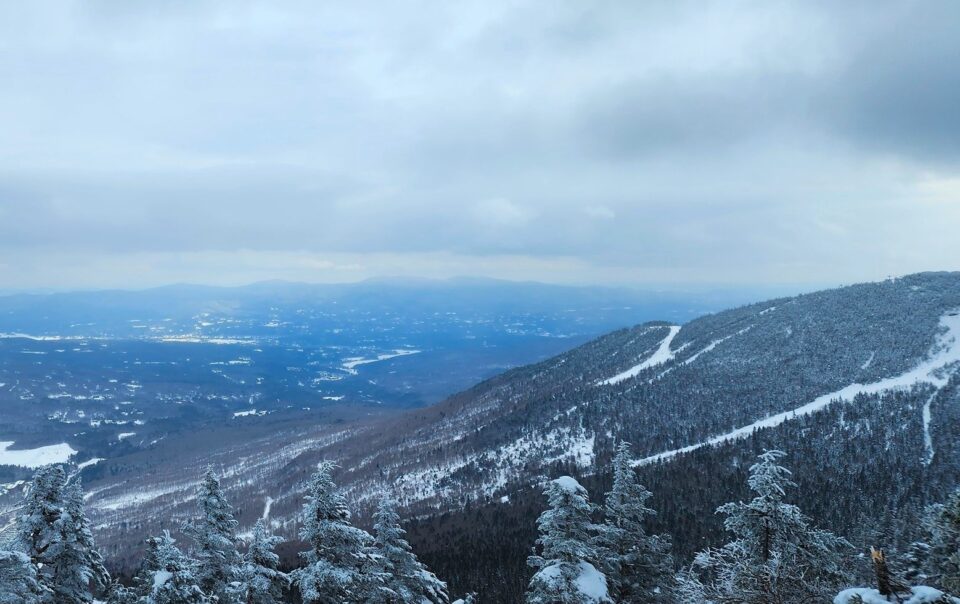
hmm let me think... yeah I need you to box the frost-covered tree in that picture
[680,450,849,604]
[136,531,211,604]
[597,441,672,602]
[16,467,109,604]
[16,465,67,589]
[903,541,932,585]
[182,468,241,602]
[61,480,110,595]
[293,461,373,604]
[103,582,136,604]
[925,487,960,593]
[370,496,448,603]
[233,519,290,604]
[0,549,48,604]
[526,476,612,604]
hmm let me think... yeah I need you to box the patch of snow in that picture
[94,483,194,511]
[77,458,104,470]
[535,561,610,603]
[553,476,583,493]
[0,332,71,341]
[0,441,77,468]
[597,325,681,385]
[861,351,876,370]
[835,586,958,604]
[922,389,940,465]
[0,480,26,495]
[117,432,136,441]
[152,570,173,589]
[574,562,611,602]
[638,311,960,466]
[156,335,254,345]
[341,349,421,373]
[262,496,274,520]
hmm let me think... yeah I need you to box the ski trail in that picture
[922,389,941,466]
[652,325,753,383]
[636,311,960,467]
[597,325,681,386]
[262,496,274,520]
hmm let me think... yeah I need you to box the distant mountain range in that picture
[6,274,958,601]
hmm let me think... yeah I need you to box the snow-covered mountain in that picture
[6,272,960,598]
[322,272,960,508]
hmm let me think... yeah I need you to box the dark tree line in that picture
[4,444,959,602]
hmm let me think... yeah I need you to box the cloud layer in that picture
[1,1,958,289]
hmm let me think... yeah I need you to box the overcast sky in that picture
[0,1,958,291]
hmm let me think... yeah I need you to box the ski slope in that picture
[597,325,681,385]
[637,311,960,466]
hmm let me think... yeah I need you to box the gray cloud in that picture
[0,0,958,289]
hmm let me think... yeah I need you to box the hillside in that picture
[6,272,960,600]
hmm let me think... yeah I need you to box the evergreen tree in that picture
[925,487,960,593]
[597,441,673,602]
[103,582,136,604]
[136,532,211,604]
[526,476,612,604]
[16,466,109,604]
[0,549,48,604]
[234,519,290,604]
[62,480,110,595]
[182,468,241,602]
[903,541,932,585]
[16,465,67,581]
[293,461,373,604]
[371,496,448,603]
[680,450,850,603]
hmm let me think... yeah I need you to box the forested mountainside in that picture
[5,272,960,602]
[326,271,960,508]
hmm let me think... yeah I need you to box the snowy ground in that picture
[835,586,959,604]
[341,349,421,374]
[0,441,77,468]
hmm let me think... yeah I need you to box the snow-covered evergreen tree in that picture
[103,582,136,604]
[0,549,48,604]
[61,480,110,595]
[925,488,960,593]
[182,468,241,602]
[136,531,211,604]
[371,496,448,603]
[16,465,67,581]
[680,450,850,604]
[526,476,612,604]
[16,467,109,604]
[233,519,290,604]
[293,461,373,604]
[597,441,672,602]
[903,541,933,585]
